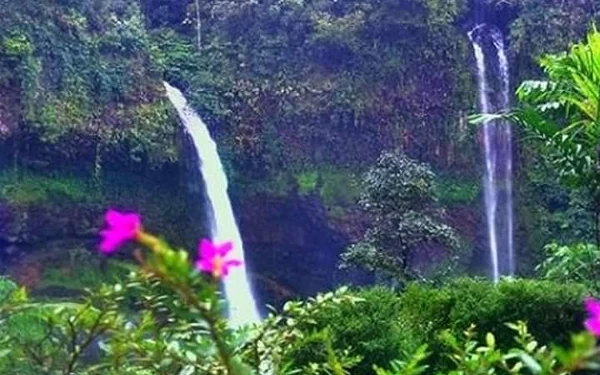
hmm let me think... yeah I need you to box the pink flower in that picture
[195,239,242,278]
[99,209,142,253]
[584,297,600,336]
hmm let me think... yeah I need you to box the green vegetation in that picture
[289,279,587,375]
[289,287,404,375]
[399,279,586,359]
[341,151,461,282]
[36,249,132,293]
[0,225,598,375]
[536,243,600,293]
[0,170,102,206]
[0,0,178,173]
[435,177,480,206]
[2,3,600,375]
[476,26,600,266]
[147,0,476,181]
[295,166,361,213]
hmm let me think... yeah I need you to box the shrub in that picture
[0,277,16,301]
[536,243,600,293]
[287,279,588,375]
[377,322,600,375]
[398,278,588,371]
[288,287,406,375]
[0,210,365,375]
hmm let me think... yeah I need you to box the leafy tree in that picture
[340,151,460,283]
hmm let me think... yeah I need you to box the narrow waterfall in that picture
[468,24,515,281]
[164,82,261,326]
[494,34,515,275]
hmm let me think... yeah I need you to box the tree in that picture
[477,28,600,246]
[340,151,460,283]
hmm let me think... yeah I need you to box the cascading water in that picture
[468,23,515,281]
[164,82,261,327]
[495,34,515,276]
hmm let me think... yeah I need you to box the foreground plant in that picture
[0,209,361,375]
[377,322,600,375]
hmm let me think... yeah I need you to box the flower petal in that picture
[585,318,600,336]
[195,259,213,273]
[122,213,141,230]
[217,241,234,257]
[225,259,242,268]
[99,231,123,253]
[105,209,123,227]
[585,298,600,316]
[199,239,216,258]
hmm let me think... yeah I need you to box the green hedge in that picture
[289,278,587,375]
[398,278,587,371]
[287,287,404,375]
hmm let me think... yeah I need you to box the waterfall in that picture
[468,24,514,281]
[494,33,515,276]
[164,82,261,326]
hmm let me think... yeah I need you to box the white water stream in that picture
[164,82,261,326]
[469,24,514,281]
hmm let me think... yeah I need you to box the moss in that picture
[435,176,480,206]
[126,100,179,164]
[296,171,319,195]
[0,167,201,250]
[319,168,360,208]
[0,0,178,169]
[237,166,361,219]
[0,170,102,206]
[1,33,33,57]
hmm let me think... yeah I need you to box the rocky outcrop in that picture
[238,193,371,307]
[0,201,100,259]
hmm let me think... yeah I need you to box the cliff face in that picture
[0,0,599,300]
[0,0,181,172]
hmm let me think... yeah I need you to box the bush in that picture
[288,287,406,375]
[398,278,588,371]
[377,322,600,375]
[536,243,600,293]
[0,277,16,301]
[288,279,588,375]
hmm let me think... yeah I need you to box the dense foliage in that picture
[398,278,588,372]
[147,0,476,184]
[536,243,600,293]
[3,3,600,375]
[1,242,598,375]
[0,0,180,172]
[289,287,405,375]
[341,151,460,282]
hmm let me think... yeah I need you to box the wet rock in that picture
[238,193,370,307]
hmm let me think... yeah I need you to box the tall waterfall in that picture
[164,82,261,326]
[468,24,515,281]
